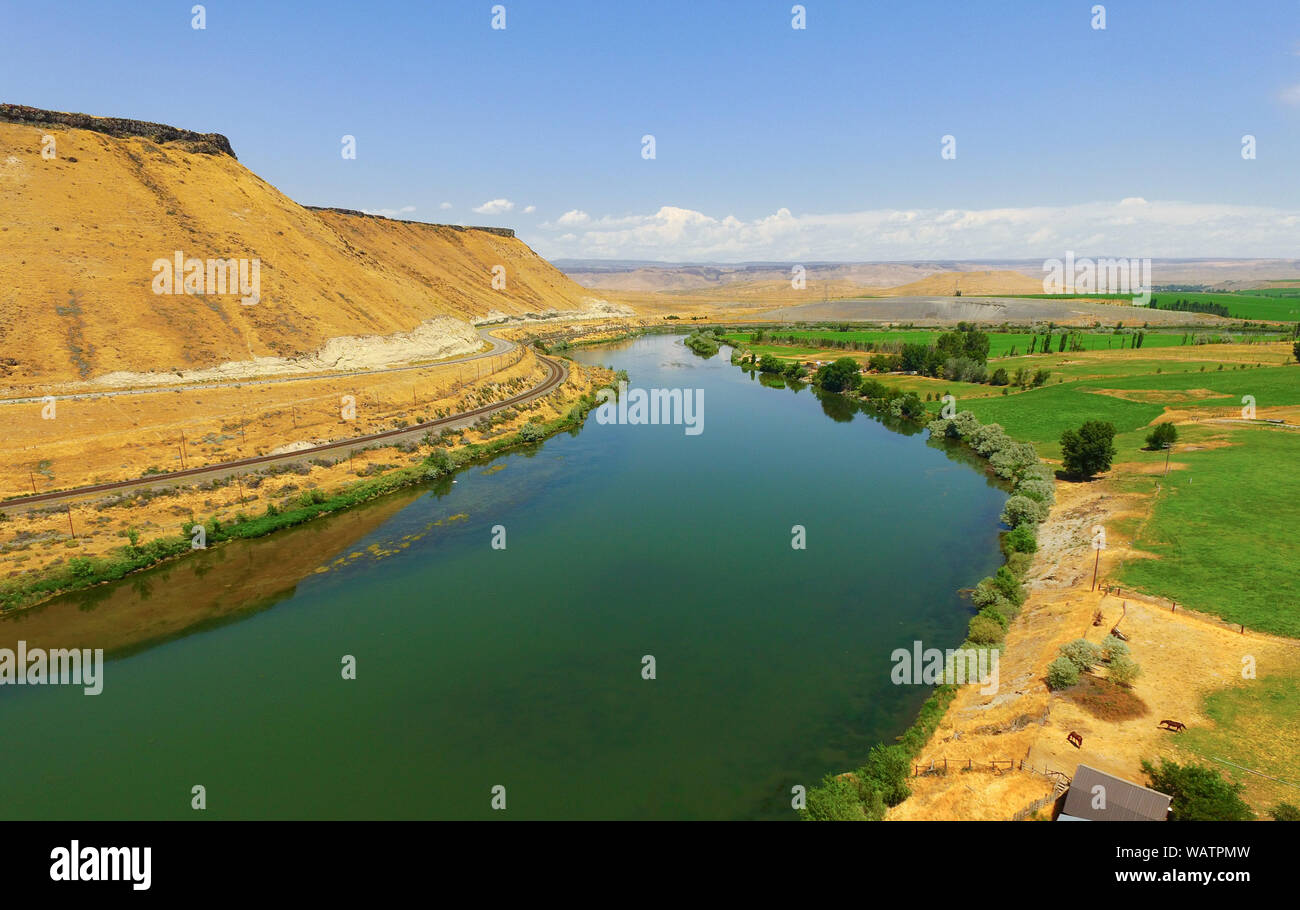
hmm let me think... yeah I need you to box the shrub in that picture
[1108,653,1141,686]
[1014,475,1055,504]
[855,744,912,808]
[1100,634,1129,660]
[423,448,455,477]
[801,774,868,821]
[1001,495,1048,528]
[1059,638,1103,672]
[518,421,546,442]
[978,605,1009,629]
[1270,803,1300,821]
[1141,758,1253,821]
[1004,525,1037,554]
[967,614,1004,645]
[1046,656,1079,690]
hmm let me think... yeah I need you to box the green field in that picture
[1113,425,1300,638]
[988,290,1300,322]
[723,329,1282,359]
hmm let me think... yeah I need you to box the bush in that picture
[1100,634,1129,660]
[518,421,546,442]
[1059,638,1103,672]
[423,448,455,477]
[1145,422,1177,450]
[1270,803,1300,821]
[855,744,912,807]
[801,774,868,821]
[1108,653,1141,686]
[1004,525,1037,554]
[967,614,1004,645]
[1046,656,1079,690]
[1141,758,1254,821]
[1001,495,1048,528]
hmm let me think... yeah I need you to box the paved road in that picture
[3,340,569,513]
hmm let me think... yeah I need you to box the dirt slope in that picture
[0,113,609,389]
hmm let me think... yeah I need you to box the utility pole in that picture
[1163,443,1172,476]
[29,470,37,495]
[236,474,244,504]
[67,504,76,539]
[180,430,188,469]
[1091,547,1100,591]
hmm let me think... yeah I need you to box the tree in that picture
[1060,420,1117,479]
[814,357,861,392]
[1293,340,1300,363]
[1141,759,1254,821]
[1145,422,1177,450]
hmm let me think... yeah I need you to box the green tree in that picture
[1060,420,1117,479]
[1145,422,1177,450]
[815,357,862,393]
[1141,759,1254,821]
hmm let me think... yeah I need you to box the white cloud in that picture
[439,201,453,210]
[362,205,416,217]
[555,209,590,227]
[1281,84,1300,106]
[523,205,536,214]
[472,198,515,215]
[526,201,1300,261]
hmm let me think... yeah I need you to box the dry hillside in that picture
[0,109,617,390]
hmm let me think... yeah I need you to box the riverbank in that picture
[746,335,1300,820]
[0,357,614,614]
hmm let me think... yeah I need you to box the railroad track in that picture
[3,352,569,512]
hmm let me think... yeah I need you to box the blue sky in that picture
[5,0,1300,260]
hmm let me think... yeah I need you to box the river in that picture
[0,335,1007,819]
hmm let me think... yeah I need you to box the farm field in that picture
[991,291,1300,322]
[723,329,1285,359]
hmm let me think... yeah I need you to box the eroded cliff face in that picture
[0,108,615,388]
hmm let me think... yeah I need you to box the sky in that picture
[4,0,1300,262]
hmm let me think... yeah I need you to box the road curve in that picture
[4,349,570,512]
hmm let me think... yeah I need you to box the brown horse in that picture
[1158,720,1186,733]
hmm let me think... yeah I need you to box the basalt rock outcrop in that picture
[0,103,236,158]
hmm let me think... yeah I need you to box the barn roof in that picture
[1060,764,1172,821]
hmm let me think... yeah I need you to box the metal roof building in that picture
[1058,765,1172,821]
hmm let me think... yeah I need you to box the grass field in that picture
[723,329,1285,359]
[989,290,1300,322]
[1112,425,1300,638]
[1176,668,1300,814]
